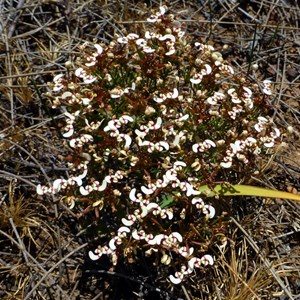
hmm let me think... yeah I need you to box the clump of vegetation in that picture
[37,6,281,284]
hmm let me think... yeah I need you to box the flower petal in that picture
[122,218,135,226]
[89,251,101,260]
[169,275,182,284]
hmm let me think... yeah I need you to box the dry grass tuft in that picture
[215,237,273,300]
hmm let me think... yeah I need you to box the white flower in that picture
[83,74,97,84]
[262,79,272,95]
[190,73,202,84]
[200,254,214,266]
[261,137,275,148]
[117,37,128,44]
[81,98,90,106]
[36,184,47,195]
[201,64,212,75]
[148,234,166,245]
[192,139,216,153]
[53,74,64,91]
[271,127,280,138]
[79,183,97,195]
[117,134,132,148]
[161,253,171,265]
[62,125,74,138]
[169,274,183,284]
[228,88,235,95]
[132,229,146,241]
[141,184,157,195]
[75,67,97,84]
[243,87,252,96]
[75,67,85,78]
[159,34,176,42]
[94,180,107,191]
[104,120,119,132]
[89,250,101,261]
[165,46,176,56]
[121,215,136,226]
[220,157,233,168]
[245,137,257,147]
[202,204,216,218]
[178,246,194,258]
[147,6,167,22]
[109,238,117,250]
[136,38,147,47]
[169,232,183,243]
[140,140,169,153]
[117,226,130,237]
[110,87,124,98]
[127,33,139,40]
[207,92,225,105]
[67,176,82,187]
[254,116,268,132]
[165,170,177,181]
[148,117,162,130]
[85,44,103,67]
[153,94,166,103]
[192,197,204,208]
[145,31,157,39]
[119,115,134,124]
[142,46,155,53]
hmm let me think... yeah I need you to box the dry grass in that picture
[0,0,299,299]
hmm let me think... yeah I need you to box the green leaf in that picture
[199,183,300,201]
[160,194,175,208]
[160,183,300,209]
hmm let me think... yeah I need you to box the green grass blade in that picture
[199,184,300,201]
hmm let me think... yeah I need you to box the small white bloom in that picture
[89,250,101,260]
[143,46,155,53]
[166,47,176,56]
[75,67,85,78]
[148,234,165,245]
[118,226,130,236]
[83,74,97,84]
[200,254,214,266]
[62,126,74,138]
[202,64,212,75]
[178,246,194,258]
[36,184,47,195]
[159,34,176,42]
[169,275,182,284]
[165,170,177,181]
[109,238,117,250]
[146,203,160,211]
[117,37,128,44]
[190,73,202,84]
[243,87,252,96]
[110,87,124,98]
[94,44,103,54]
[121,217,136,226]
[262,80,272,95]
[119,115,134,123]
[141,185,156,195]
[192,143,200,153]
[161,253,171,265]
[95,180,107,191]
[203,204,216,218]
[79,186,91,196]
[169,232,183,243]
[220,157,232,168]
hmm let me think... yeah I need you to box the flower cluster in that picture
[37,7,280,284]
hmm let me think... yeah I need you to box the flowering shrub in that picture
[37,6,281,284]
